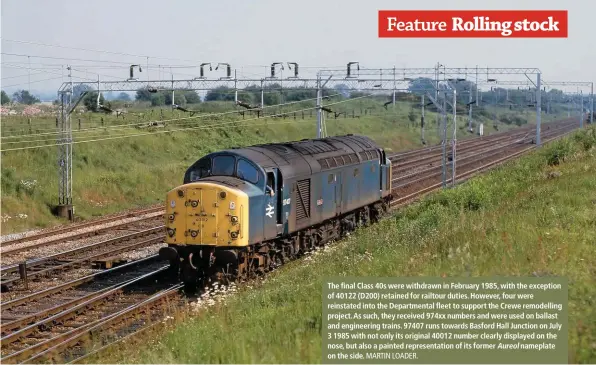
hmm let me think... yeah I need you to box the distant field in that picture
[0,98,569,234]
[84,126,596,364]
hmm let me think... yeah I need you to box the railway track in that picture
[0,226,165,292]
[0,118,584,364]
[0,208,164,256]
[389,121,536,162]
[390,130,530,172]
[389,118,576,173]
[391,120,576,190]
[0,265,182,364]
[1,256,166,333]
[390,120,580,208]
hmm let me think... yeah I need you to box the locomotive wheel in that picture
[181,261,199,294]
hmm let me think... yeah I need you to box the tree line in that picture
[1,90,40,105]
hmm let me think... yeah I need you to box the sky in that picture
[1,0,594,98]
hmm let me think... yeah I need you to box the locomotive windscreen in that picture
[184,154,262,186]
[185,157,211,183]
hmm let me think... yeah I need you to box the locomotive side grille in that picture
[318,158,330,169]
[266,145,291,154]
[333,156,344,167]
[293,141,338,155]
[358,149,379,161]
[318,152,363,171]
[295,179,311,220]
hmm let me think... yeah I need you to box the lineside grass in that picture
[87,126,596,364]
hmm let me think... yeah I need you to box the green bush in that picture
[544,139,573,166]
[573,126,596,151]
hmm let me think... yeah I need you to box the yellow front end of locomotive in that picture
[165,182,249,247]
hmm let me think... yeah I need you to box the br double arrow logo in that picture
[265,203,274,218]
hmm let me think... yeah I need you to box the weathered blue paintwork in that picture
[258,157,385,242]
[183,135,392,247]
[281,182,291,235]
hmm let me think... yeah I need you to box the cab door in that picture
[264,169,281,240]
[335,172,342,215]
[379,149,389,192]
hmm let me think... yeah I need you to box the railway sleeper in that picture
[91,258,129,270]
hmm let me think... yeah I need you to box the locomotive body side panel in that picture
[248,193,265,245]
[362,159,382,204]
[341,165,361,213]
[320,170,339,223]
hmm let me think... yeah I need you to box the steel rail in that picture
[389,118,576,168]
[388,117,575,164]
[391,121,576,188]
[390,126,581,208]
[1,227,165,288]
[12,284,184,364]
[1,255,163,333]
[1,257,161,311]
[1,210,164,255]
[0,268,177,364]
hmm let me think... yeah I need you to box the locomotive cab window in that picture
[211,155,235,176]
[353,168,359,176]
[328,174,335,183]
[186,158,211,182]
[266,172,275,195]
[236,159,259,184]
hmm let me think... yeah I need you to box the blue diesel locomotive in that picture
[159,134,392,287]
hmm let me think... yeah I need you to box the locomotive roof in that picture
[221,134,383,179]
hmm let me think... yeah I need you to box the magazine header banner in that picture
[378,10,568,38]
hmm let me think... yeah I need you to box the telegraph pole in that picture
[316,74,322,138]
[442,92,447,188]
[260,79,265,109]
[392,66,396,108]
[421,94,425,144]
[580,91,583,128]
[536,72,542,146]
[468,85,473,132]
[452,89,457,186]
[591,83,594,124]
[57,66,74,220]
[171,74,175,108]
[234,70,238,103]
[436,63,440,138]
[316,74,332,138]
[476,66,480,108]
